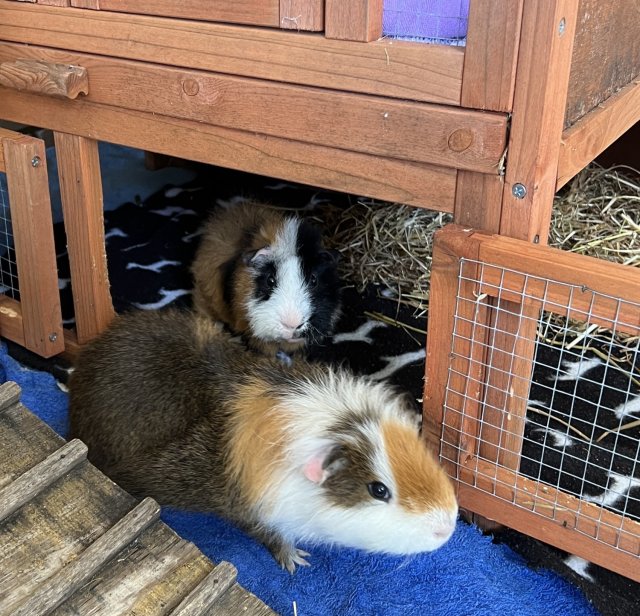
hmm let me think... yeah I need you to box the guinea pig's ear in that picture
[243,246,272,267]
[302,444,347,485]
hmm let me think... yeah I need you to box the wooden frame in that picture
[425,224,640,581]
[0,128,64,357]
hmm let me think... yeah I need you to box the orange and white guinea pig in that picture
[69,309,458,572]
[190,201,341,358]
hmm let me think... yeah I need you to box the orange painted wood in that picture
[0,44,497,172]
[324,0,382,42]
[461,0,524,112]
[1,89,457,211]
[1,132,64,357]
[89,0,280,27]
[457,462,640,582]
[499,0,580,243]
[53,132,115,344]
[0,58,88,99]
[565,0,640,128]
[0,1,464,106]
[557,79,640,189]
[279,0,323,31]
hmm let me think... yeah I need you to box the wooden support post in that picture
[280,0,323,31]
[1,131,65,357]
[53,132,115,344]
[324,0,382,42]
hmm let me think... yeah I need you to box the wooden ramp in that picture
[0,381,275,616]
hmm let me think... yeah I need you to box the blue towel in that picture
[0,342,598,616]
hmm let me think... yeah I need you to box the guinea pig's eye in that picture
[309,274,318,288]
[367,481,391,502]
[267,274,276,289]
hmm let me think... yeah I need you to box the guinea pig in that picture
[69,309,458,573]
[190,201,342,358]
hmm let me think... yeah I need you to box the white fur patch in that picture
[246,218,313,342]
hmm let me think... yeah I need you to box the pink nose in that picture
[433,517,457,539]
[281,314,304,331]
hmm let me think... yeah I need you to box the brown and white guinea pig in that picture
[68,309,458,573]
[190,201,341,358]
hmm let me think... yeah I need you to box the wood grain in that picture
[53,132,115,344]
[172,562,238,616]
[92,0,280,27]
[0,58,88,98]
[0,43,504,173]
[1,132,65,357]
[0,439,87,523]
[565,0,640,127]
[280,0,323,31]
[0,298,26,362]
[2,88,457,211]
[557,78,640,189]
[11,498,161,616]
[461,0,524,112]
[0,381,21,414]
[325,0,383,42]
[0,0,464,105]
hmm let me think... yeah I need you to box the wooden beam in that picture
[2,89,457,212]
[557,79,640,189]
[0,43,496,172]
[324,0,382,42]
[53,132,115,344]
[73,0,280,27]
[1,132,65,357]
[0,58,88,99]
[0,0,463,106]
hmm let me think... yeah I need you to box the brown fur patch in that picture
[382,422,456,513]
[227,378,289,509]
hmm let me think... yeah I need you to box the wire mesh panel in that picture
[383,0,469,43]
[427,226,640,581]
[0,172,19,301]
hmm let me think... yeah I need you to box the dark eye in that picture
[266,274,276,289]
[367,481,391,502]
[309,274,318,288]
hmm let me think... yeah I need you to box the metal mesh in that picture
[442,258,640,556]
[383,0,469,44]
[0,173,19,300]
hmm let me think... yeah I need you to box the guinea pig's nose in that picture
[434,518,456,539]
[281,314,304,332]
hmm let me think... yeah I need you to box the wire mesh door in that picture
[424,225,640,582]
[0,129,64,357]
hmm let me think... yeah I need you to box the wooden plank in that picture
[2,132,65,357]
[0,381,21,414]
[0,58,88,99]
[38,0,69,6]
[0,296,26,350]
[454,172,504,231]
[91,0,280,28]
[457,462,640,582]
[0,43,505,173]
[499,0,580,243]
[565,0,640,127]
[557,79,640,189]
[324,0,382,42]
[172,562,238,616]
[0,0,464,106]
[461,0,524,112]
[0,439,87,523]
[53,132,115,344]
[70,0,99,7]
[11,498,161,616]
[2,89,457,211]
[280,0,323,31]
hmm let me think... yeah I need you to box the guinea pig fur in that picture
[69,309,458,573]
[190,201,342,357]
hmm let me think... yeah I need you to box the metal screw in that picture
[49,332,58,342]
[558,18,566,36]
[512,183,527,199]
[533,234,540,244]
[31,156,41,168]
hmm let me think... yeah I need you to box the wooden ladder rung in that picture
[0,381,22,414]
[0,438,88,523]
[172,561,238,615]
[11,497,161,616]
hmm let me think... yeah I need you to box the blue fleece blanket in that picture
[0,343,598,616]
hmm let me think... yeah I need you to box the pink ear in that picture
[251,247,272,262]
[303,455,326,484]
